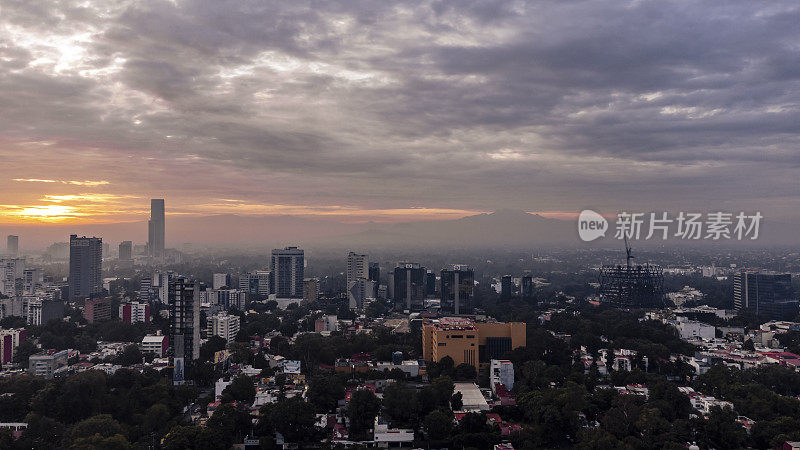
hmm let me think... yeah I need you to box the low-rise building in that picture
[490,359,515,394]
[141,333,169,358]
[373,416,414,445]
[28,349,69,378]
[673,317,715,340]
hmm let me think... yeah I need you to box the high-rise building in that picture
[69,235,102,301]
[303,278,320,303]
[346,252,369,287]
[520,275,534,300]
[500,275,513,300]
[0,328,26,365]
[347,252,369,310]
[213,273,229,289]
[440,264,474,314]
[6,236,18,257]
[369,263,380,284]
[118,241,132,261]
[119,301,150,324]
[733,270,797,319]
[208,312,241,344]
[169,278,200,361]
[84,297,111,323]
[0,258,25,297]
[348,278,375,310]
[426,270,437,297]
[23,268,43,295]
[393,262,426,311]
[239,270,270,297]
[147,199,165,258]
[271,247,304,298]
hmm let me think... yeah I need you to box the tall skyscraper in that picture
[500,275,513,300]
[368,262,380,299]
[69,235,102,301]
[441,264,475,314]
[733,270,797,319]
[147,199,165,258]
[6,235,18,257]
[426,270,437,297]
[393,262,426,311]
[169,277,201,361]
[347,252,369,310]
[271,247,304,298]
[521,275,534,300]
[118,241,132,260]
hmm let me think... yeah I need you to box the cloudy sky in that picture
[1,0,798,226]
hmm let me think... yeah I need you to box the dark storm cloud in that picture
[1,0,799,217]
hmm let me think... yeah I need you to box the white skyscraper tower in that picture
[347,252,369,310]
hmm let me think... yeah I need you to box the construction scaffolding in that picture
[598,264,665,308]
[598,235,665,308]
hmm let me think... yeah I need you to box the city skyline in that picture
[2,1,799,228]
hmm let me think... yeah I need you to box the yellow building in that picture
[422,317,526,370]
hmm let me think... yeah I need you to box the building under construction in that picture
[598,238,665,308]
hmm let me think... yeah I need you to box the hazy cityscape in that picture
[2,1,800,449]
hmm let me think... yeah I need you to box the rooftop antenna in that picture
[624,233,634,269]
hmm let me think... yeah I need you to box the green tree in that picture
[695,406,748,450]
[16,413,65,449]
[347,389,381,439]
[382,383,418,427]
[221,374,256,404]
[307,373,346,412]
[228,342,253,365]
[13,340,39,365]
[65,414,124,445]
[69,434,131,450]
[206,403,251,448]
[199,335,227,362]
[265,396,316,443]
[454,363,477,381]
[114,344,143,366]
[450,392,463,410]
[424,409,454,440]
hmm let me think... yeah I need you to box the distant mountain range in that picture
[2,209,797,251]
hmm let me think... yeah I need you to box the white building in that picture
[315,315,339,333]
[25,298,42,326]
[22,269,43,295]
[0,258,25,297]
[373,416,414,445]
[213,273,229,289]
[453,382,490,411]
[208,312,241,343]
[490,359,515,393]
[141,333,168,358]
[674,317,715,340]
[119,301,149,324]
[347,252,371,310]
